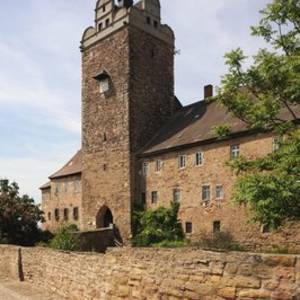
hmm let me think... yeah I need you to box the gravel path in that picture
[0,279,57,300]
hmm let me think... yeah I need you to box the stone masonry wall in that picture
[138,132,300,252]
[0,245,299,300]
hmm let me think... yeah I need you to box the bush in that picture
[197,231,245,252]
[132,202,184,247]
[50,224,78,251]
[153,240,189,248]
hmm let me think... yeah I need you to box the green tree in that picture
[0,179,44,246]
[218,0,300,228]
[132,202,184,247]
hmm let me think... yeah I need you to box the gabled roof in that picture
[140,99,300,157]
[49,150,82,180]
[40,181,51,190]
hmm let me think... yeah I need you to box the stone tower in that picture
[80,0,175,240]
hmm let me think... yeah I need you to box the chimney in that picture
[204,84,213,99]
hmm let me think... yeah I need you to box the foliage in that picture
[196,231,245,252]
[212,124,232,138]
[218,0,300,228]
[153,239,189,248]
[50,224,79,251]
[132,202,184,247]
[230,129,300,228]
[0,179,44,246]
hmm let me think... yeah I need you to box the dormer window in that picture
[94,72,111,94]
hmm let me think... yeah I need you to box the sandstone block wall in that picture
[0,245,299,300]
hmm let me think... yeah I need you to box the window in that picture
[64,182,68,193]
[103,164,107,171]
[98,23,103,31]
[141,192,146,205]
[142,161,149,176]
[213,221,221,233]
[153,20,158,28]
[151,191,158,204]
[102,5,106,12]
[103,132,107,142]
[99,77,110,93]
[202,185,211,202]
[48,212,51,221]
[230,145,240,159]
[146,16,151,25]
[185,222,193,234]
[74,180,80,193]
[155,159,162,172]
[173,188,181,203]
[272,137,282,152]
[178,155,187,169]
[195,152,204,166]
[54,209,60,221]
[105,18,110,27]
[216,185,224,200]
[73,207,79,221]
[63,208,69,221]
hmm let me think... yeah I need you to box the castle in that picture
[41,0,300,247]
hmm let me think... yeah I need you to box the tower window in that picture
[103,132,107,142]
[94,72,111,94]
[48,212,51,221]
[154,20,158,28]
[105,18,110,27]
[146,16,151,25]
[185,222,193,234]
[103,5,106,12]
[98,23,103,31]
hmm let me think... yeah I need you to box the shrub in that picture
[132,202,184,247]
[50,224,78,251]
[197,231,245,252]
[153,240,189,248]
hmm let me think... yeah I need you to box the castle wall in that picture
[0,245,299,299]
[138,132,300,250]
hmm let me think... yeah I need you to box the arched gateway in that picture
[96,206,113,228]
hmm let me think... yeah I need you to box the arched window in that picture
[94,71,111,94]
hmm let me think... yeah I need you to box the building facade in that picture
[41,0,300,247]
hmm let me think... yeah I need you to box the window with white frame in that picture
[142,161,149,176]
[155,159,163,172]
[216,185,224,200]
[230,145,240,159]
[195,152,204,166]
[173,188,181,203]
[202,185,211,202]
[178,155,187,169]
[151,191,158,204]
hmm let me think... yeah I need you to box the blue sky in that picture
[0,0,269,201]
